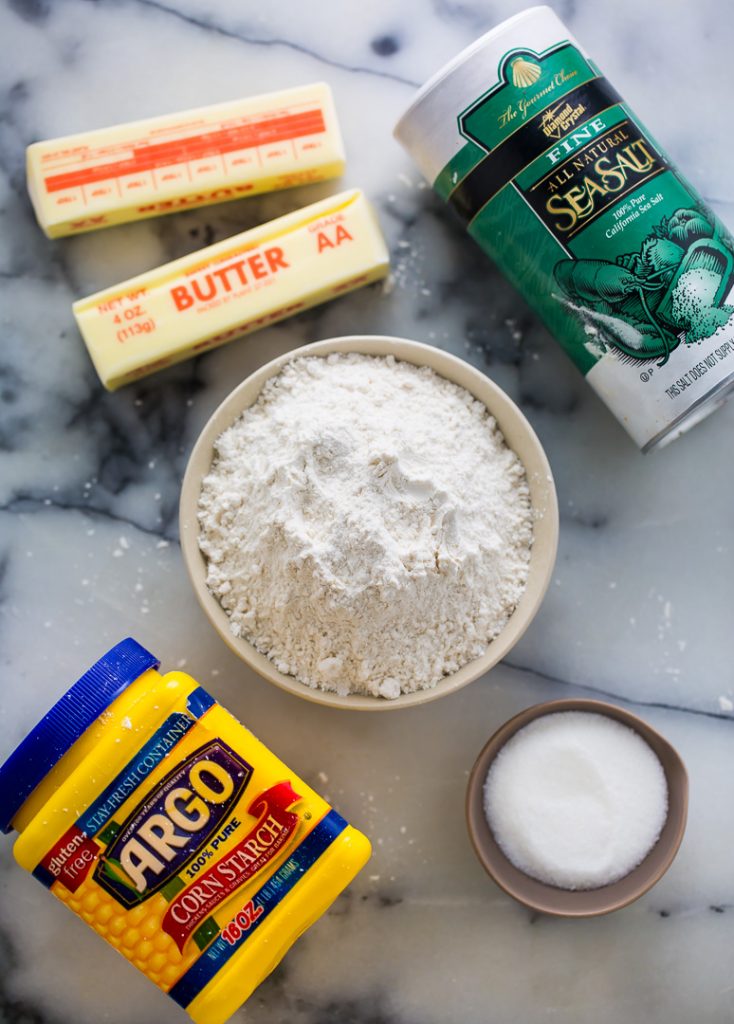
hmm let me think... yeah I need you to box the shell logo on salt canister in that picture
[510,56,541,89]
[95,740,252,906]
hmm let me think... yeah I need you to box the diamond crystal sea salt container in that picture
[0,639,370,1024]
[394,5,734,451]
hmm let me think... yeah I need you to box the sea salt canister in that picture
[395,5,734,451]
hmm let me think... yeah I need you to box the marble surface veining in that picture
[0,0,733,1022]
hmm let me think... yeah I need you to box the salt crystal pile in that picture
[484,711,668,890]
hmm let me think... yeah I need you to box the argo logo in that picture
[96,740,252,906]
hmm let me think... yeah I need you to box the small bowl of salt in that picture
[466,698,688,917]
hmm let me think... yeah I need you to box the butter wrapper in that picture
[72,189,390,389]
[28,83,345,237]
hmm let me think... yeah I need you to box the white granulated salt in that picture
[197,353,533,699]
[484,711,669,890]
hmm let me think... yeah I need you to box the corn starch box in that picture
[72,189,390,389]
[1,638,371,1024]
[27,83,345,237]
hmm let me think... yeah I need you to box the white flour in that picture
[198,353,533,699]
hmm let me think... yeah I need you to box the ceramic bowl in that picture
[179,335,559,710]
[466,698,689,916]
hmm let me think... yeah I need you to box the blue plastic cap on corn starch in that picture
[0,638,159,833]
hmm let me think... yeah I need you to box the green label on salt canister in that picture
[395,8,734,451]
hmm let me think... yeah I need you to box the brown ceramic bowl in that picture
[466,698,688,917]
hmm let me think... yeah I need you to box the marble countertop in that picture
[1,0,732,1021]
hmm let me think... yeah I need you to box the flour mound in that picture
[198,353,533,699]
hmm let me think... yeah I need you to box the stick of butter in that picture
[27,83,345,237]
[72,189,390,390]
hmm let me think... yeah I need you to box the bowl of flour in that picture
[180,336,558,708]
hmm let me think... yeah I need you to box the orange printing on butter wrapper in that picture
[72,188,390,389]
[26,83,345,237]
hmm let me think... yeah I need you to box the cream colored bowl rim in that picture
[179,335,559,710]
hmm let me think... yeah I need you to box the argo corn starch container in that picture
[0,639,370,1024]
[395,5,734,451]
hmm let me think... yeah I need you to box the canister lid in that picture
[0,638,159,834]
